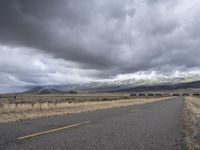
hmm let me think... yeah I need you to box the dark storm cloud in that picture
[0,0,117,70]
[0,0,139,70]
[1,0,200,82]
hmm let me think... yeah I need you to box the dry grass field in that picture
[0,93,131,104]
[183,97,200,150]
[0,93,170,123]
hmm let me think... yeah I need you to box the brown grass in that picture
[0,93,131,104]
[0,97,170,123]
[183,97,200,150]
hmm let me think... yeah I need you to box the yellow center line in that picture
[17,121,91,140]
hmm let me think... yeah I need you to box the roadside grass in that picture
[0,96,170,123]
[0,93,130,104]
[0,93,165,104]
[183,97,200,150]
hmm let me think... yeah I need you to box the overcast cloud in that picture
[1,0,200,88]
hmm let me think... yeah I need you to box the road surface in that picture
[0,97,184,150]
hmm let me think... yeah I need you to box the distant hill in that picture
[25,87,77,94]
[25,87,63,94]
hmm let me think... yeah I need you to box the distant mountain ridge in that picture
[23,80,200,94]
[2,75,200,94]
[117,80,200,92]
[25,87,63,94]
[25,86,77,94]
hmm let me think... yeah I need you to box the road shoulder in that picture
[183,97,200,150]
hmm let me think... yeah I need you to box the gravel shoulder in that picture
[183,97,200,150]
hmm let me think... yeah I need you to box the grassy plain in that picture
[0,93,169,123]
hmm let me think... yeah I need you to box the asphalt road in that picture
[0,97,184,150]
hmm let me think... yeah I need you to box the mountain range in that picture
[1,74,200,94]
[24,77,200,94]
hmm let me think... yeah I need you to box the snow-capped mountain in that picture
[83,74,200,89]
[1,73,200,94]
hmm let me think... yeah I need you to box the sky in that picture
[1,0,200,90]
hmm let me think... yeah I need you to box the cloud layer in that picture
[1,0,200,88]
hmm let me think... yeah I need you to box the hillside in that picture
[118,80,200,92]
[25,87,77,94]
